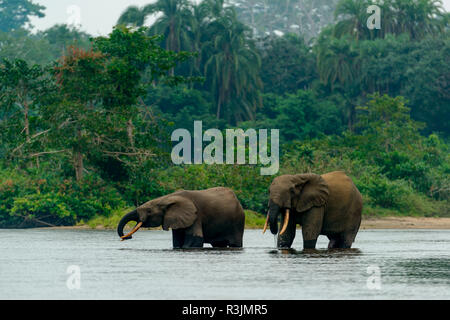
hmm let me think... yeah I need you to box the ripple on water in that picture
[0,229,448,299]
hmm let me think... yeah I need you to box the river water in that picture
[0,229,449,300]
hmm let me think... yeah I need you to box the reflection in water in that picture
[269,248,362,259]
[0,229,448,299]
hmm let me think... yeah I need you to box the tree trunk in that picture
[216,98,222,119]
[74,129,84,181]
[127,118,134,147]
[74,151,83,181]
[23,100,30,142]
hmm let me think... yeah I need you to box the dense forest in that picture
[0,0,449,228]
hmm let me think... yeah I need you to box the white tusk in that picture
[279,209,290,235]
[120,221,143,240]
[262,213,269,234]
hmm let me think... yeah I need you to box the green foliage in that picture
[0,168,125,228]
[357,175,414,211]
[0,0,45,32]
[0,0,449,229]
[260,33,317,95]
[243,210,267,229]
[0,26,91,66]
[334,0,447,41]
[241,90,344,141]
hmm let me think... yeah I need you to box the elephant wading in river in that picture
[117,187,245,248]
[263,171,362,249]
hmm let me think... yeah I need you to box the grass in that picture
[78,201,449,230]
[244,210,267,229]
[77,207,134,229]
[78,208,267,229]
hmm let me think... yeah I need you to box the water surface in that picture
[0,229,449,299]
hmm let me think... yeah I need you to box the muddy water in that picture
[0,229,448,299]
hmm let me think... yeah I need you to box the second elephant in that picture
[264,171,362,249]
[117,187,245,248]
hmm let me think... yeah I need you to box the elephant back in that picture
[321,171,359,213]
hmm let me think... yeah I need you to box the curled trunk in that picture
[117,209,139,239]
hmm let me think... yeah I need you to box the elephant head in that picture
[263,174,329,235]
[117,195,198,240]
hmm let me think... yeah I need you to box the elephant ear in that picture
[293,173,329,213]
[160,195,197,230]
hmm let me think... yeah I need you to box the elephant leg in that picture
[327,233,354,249]
[277,211,297,248]
[211,240,229,248]
[228,235,243,248]
[327,234,342,249]
[339,233,355,248]
[172,229,185,248]
[183,234,204,248]
[301,207,324,250]
[183,219,204,248]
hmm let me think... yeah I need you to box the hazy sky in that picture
[29,0,450,36]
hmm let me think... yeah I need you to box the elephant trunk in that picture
[267,201,290,235]
[117,209,139,240]
[268,201,281,235]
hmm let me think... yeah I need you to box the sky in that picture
[29,0,450,36]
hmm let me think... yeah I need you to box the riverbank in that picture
[360,217,450,229]
[69,212,450,230]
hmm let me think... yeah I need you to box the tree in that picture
[356,93,425,154]
[400,35,450,135]
[333,0,447,40]
[0,0,45,32]
[118,0,195,53]
[41,26,195,182]
[315,32,360,129]
[260,33,316,95]
[40,24,91,53]
[0,58,50,162]
[203,8,262,123]
[0,29,55,65]
[93,26,195,145]
[47,47,108,181]
[333,0,372,40]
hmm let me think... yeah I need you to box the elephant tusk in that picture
[279,209,290,235]
[120,221,143,240]
[262,213,269,234]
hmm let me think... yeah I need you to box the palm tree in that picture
[117,5,154,27]
[315,30,361,129]
[203,8,262,123]
[333,0,371,40]
[118,0,195,53]
[316,33,360,89]
[333,0,446,40]
[390,0,445,39]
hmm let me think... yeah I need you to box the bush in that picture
[356,175,414,212]
[0,168,126,228]
[10,193,74,227]
[374,151,430,193]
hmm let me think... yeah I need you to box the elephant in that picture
[263,171,362,249]
[117,187,245,248]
